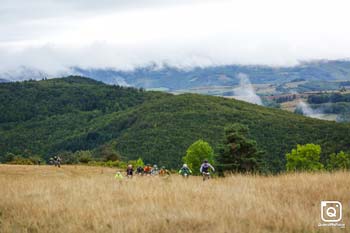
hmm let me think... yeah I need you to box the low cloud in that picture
[1,0,350,74]
[232,73,262,105]
[296,101,327,120]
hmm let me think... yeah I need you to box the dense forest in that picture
[0,76,350,172]
[308,93,350,104]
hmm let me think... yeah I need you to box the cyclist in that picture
[126,164,134,178]
[57,156,61,168]
[143,164,152,176]
[178,164,192,178]
[151,164,159,176]
[159,166,171,177]
[136,166,144,175]
[53,156,61,168]
[200,160,215,181]
[115,171,123,180]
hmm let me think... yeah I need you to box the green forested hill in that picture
[1,77,349,172]
[0,76,164,123]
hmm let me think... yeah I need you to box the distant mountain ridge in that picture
[74,60,350,90]
[2,60,350,91]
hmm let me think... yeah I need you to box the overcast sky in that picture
[1,0,350,74]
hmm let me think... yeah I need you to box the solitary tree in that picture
[217,123,262,174]
[286,144,323,172]
[182,140,214,175]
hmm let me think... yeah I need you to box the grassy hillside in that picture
[0,77,349,172]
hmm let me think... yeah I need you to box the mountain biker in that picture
[126,164,134,178]
[151,164,159,175]
[136,166,144,175]
[144,164,152,175]
[53,156,58,166]
[159,166,171,176]
[179,164,192,178]
[115,171,123,180]
[200,160,215,180]
[53,156,61,168]
[57,156,61,168]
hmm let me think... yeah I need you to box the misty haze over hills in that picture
[2,60,350,91]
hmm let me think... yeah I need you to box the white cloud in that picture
[233,73,262,105]
[297,101,328,120]
[1,0,350,74]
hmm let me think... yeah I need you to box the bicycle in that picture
[202,172,211,181]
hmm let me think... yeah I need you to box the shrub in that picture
[127,158,144,168]
[75,150,93,163]
[286,144,323,172]
[58,151,78,164]
[8,156,34,165]
[327,151,350,171]
[183,140,214,175]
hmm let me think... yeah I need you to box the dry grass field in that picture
[0,165,349,233]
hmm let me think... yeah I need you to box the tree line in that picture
[183,124,350,175]
[3,122,350,174]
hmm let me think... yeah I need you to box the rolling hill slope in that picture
[0,77,349,172]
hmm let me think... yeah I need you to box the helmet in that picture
[153,164,158,168]
[203,159,208,163]
[183,164,188,168]
[128,164,132,168]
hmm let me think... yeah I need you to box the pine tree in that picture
[217,123,262,174]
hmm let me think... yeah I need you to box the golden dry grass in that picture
[0,165,349,233]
